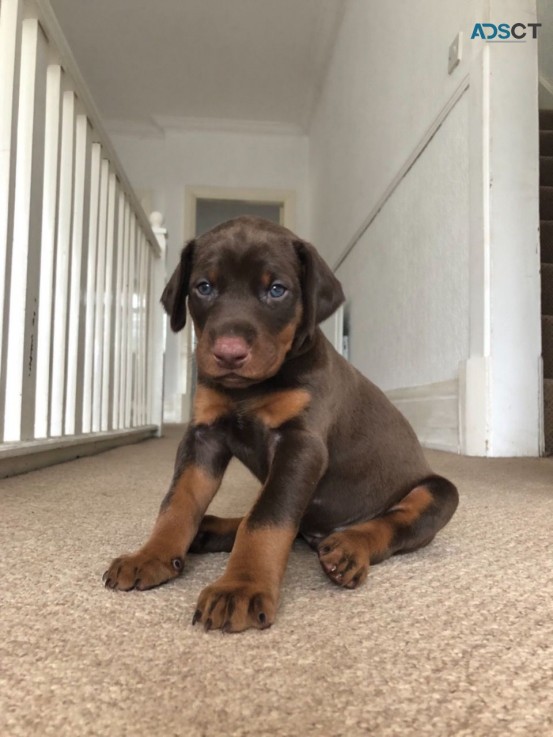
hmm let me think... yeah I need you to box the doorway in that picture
[196,199,282,234]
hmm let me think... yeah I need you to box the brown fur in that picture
[104,216,459,632]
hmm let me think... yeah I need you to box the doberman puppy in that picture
[104,216,458,632]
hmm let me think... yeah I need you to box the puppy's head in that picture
[161,216,344,388]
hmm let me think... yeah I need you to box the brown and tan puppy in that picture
[104,216,458,632]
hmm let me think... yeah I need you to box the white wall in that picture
[308,0,477,451]
[336,93,470,390]
[110,126,309,420]
[309,0,476,265]
[308,0,542,456]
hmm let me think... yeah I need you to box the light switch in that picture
[448,32,463,74]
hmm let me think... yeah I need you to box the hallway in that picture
[1,426,552,736]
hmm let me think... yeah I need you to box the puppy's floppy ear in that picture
[160,239,195,332]
[293,240,345,338]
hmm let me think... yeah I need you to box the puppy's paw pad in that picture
[318,531,369,589]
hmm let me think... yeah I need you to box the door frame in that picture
[184,185,296,237]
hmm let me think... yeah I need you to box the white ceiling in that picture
[50,0,345,136]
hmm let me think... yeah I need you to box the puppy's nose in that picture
[212,336,250,369]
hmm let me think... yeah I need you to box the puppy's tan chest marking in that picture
[193,385,311,428]
[193,386,234,425]
[246,389,311,428]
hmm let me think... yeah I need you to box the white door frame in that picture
[461,0,542,456]
[184,185,296,236]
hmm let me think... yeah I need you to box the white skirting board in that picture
[0,426,158,479]
[385,379,459,453]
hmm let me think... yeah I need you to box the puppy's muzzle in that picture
[212,336,251,370]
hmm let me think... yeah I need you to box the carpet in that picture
[1,425,552,736]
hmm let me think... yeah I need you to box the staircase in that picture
[540,110,553,454]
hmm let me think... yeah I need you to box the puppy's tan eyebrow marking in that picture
[260,272,272,288]
[207,270,219,284]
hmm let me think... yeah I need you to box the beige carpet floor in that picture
[1,424,553,737]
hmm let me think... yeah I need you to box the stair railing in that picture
[0,0,166,475]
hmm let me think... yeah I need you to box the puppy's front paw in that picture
[103,550,184,591]
[318,530,370,589]
[193,579,276,633]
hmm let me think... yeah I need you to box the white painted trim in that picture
[105,117,165,140]
[0,0,23,394]
[385,380,460,453]
[105,116,307,139]
[184,185,296,237]
[464,0,541,456]
[4,17,44,442]
[0,426,158,479]
[155,115,305,137]
[539,75,553,108]
[333,73,470,271]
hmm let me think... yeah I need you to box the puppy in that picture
[104,216,458,633]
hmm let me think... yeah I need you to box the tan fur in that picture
[387,486,434,524]
[225,523,297,586]
[193,385,234,425]
[247,388,311,428]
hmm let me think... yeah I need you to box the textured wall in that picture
[308,1,475,392]
[336,94,470,390]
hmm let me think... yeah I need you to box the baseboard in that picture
[0,426,158,479]
[385,379,459,453]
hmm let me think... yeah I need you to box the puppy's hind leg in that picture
[317,476,459,588]
[188,515,243,553]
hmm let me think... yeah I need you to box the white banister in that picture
[0,0,167,476]
[4,17,47,442]
[148,212,167,436]
[0,0,23,427]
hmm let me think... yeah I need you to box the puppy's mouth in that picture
[206,371,264,389]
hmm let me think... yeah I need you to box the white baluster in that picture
[148,211,167,434]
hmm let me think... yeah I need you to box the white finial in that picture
[149,211,164,228]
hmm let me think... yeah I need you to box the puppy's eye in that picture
[268,283,287,299]
[196,280,214,296]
